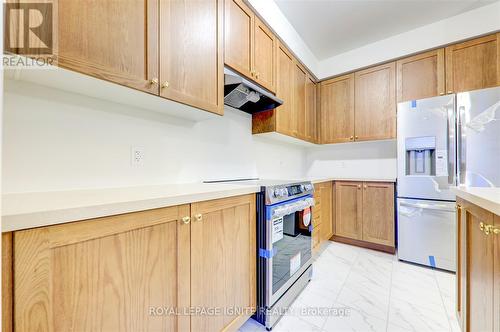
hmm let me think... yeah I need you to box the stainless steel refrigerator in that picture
[397,86,500,271]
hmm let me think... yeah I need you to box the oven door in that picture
[264,195,314,306]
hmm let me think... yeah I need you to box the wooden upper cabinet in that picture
[465,204,495,332]
[224,0,276,92]
[335,181,362,240]
[14,205,191,332]
[305,75,317,143]
[446,33,500,93]
[275,43,296,136]
[224,0,253,78]
[319,74,355,144]
[190,195,256,332]
[397,49,445,102]
[355,62,396,141]
[253,17,277,92]
[160,0,224,115]
[361,182,394,247]
[57,0,159,94]
[294,62,307,139]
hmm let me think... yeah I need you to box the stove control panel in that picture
[265,181,314,205]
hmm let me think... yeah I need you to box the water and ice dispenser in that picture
[405,136,436,176]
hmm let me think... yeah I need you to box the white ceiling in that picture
[274,0,497,60]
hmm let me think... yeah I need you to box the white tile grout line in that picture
[434,269,455,332]
[319,243,358,331]
[385,253,396,332]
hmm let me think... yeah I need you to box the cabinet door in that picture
[253,17,276,92]
[275,43,296,136]
[320,74,355,144]
[191,195,256,332]
[319,182,333,242]
[14,206,191,332]
[465,204,495,332]
[305,75,317,143]
[361,182,394,247]
[2,233,12,332]
[160,0,224,114]
[396,49,445,102]
[446,33,500,93]
[58,0,158,94]
[294,62,308,139]
[355,62,396,141]
[224,0,253,79]
[335,181,362,240]
[456,202,465,329]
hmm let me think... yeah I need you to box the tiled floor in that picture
[240,241,460,332]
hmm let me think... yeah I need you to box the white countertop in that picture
[452,187,500,216]
[2,183,260,232]
[1,177,396,232]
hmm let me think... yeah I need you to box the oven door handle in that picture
[272,198,314,219]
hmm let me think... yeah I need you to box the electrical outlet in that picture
[131,147,144,167]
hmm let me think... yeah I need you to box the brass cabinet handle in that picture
[447,90,453,94]
[181,216,191,224]
[161,81,169,89]
[355,136,359,140]
[357,184,361,189]
[439,92,445,96]
[150,78,159,85]
[350,136,354,141]
[479,222,500,235]
[194,214,203,222]
[364,185,367,189]
[250,70,255,77]
[256,72,260,79]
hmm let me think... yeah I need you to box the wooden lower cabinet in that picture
[2,233,13,332]
[456,198,500,332]
[9,194,256,332]
[361,182,395,247]
[333,181,395,253]
[334,181,363,240]
[190,195,256,331]
[312,181,333,252]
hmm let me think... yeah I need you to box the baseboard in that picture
[331,235,396,254]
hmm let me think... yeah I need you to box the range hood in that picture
[224,67,283,114]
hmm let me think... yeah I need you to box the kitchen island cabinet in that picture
[455,189,500,332]
[5,194,256,332]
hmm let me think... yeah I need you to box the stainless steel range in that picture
[254,180,314,330]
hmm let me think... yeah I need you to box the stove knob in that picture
[282,188,288,196]
[274,188,281,197]
[300,184,306,192]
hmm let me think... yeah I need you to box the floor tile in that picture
[337,282,390,321]
[240,242,460,332]
[388,297,451,332]
[323,304,387,332]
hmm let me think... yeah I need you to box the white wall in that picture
[305,140,397,180]
[2,81,307,193]
[247,0,318,75]
[318,1,500,78]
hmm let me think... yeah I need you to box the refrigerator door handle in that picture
[400,201,456,212]
[457,105,467,186]
[447,103,456,185]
